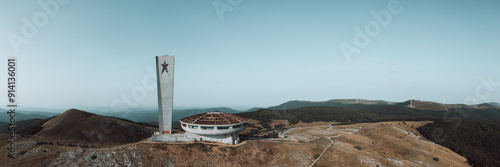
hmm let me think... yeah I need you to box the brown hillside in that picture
[0,121,469,166]
[35,109,157,147]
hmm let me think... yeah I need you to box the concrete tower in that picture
[156,56,175,134]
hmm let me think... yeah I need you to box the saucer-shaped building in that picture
[180,111,249,144]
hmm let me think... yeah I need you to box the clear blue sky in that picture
[1,0,499,110]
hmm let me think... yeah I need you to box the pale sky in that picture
[1,0,499,110]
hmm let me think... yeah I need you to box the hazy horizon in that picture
[1,98,499,114]
[1,1,499,110]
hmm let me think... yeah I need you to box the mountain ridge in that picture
[1,102,499,166]
[4,108,157,147]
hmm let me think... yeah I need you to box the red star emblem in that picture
[161,61,169,75]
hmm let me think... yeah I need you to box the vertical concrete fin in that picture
[156,55,175,134]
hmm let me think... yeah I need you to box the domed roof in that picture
[180,111,248,125]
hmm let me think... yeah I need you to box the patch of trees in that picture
[237,105,445,126]
[237,105,500,165]
[239,106,500,127]
[354,146,362,150]
[269,100,389,110]
[0,118,53,135]
[261,123,271,129]
[237,106,369,125]
[417,119,500,167]
[273,124,285,130]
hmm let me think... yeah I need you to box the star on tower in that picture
[161,61,169,75]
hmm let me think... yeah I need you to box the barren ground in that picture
[0,121,469,167]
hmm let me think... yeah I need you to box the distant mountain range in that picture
[2,99,498,128]
[7,99,499,136]
[267,99,393,111]
[2,100,499,166]
[264,99,499,111]
[490,102,500,107]
[0,109,56,123]
[238,101,500,126]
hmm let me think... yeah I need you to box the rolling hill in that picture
[268,99,392,110]
[1,109,157,147]
[1,99,499,166]
[0,109,51,123]
[237,103,500,167]
[239,103,500,129]
[0,118,48,135]
[0,121,6,129]
[396,100,500,111]
[0,120,469,167]
[418,119,500,166]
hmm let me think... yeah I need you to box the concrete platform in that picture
[151,132,241,145]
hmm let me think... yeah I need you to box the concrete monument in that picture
[156,55,174,134]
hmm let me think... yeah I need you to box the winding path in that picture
[309,135,339,167]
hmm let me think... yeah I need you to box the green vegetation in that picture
[274,124,285,130]
[269,100,390,110]
[250,129,259,135]
[0,118,53,135]
[237,105,444,126]
[418,119,500,166]
[237,104,500,166]
[261,123,272,129]
[6,101,500,166]
[237,105,500,126]
[354,146,362,150]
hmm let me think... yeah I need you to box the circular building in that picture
[180,111,248,144]
[180,111,249,135]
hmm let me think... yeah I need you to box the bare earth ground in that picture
[289,121,469,167]
[0,121,469,167]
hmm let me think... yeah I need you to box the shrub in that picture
[262,123,271,129]
[354,146,362,150]
[418,119,500,166]
[274,124,285,129]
